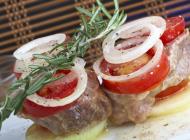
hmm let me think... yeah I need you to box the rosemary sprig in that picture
[0,0,127,128]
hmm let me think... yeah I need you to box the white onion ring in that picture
[14,59,46,75]
[13,34,66,77]
[93,40,163,81]
[104,88,150,100]
[115,36,147,50]
[27,58,88,107]
[13,33,66,60]
[120,16,166,38]
[103,16,166,64]
[14,59,27,74]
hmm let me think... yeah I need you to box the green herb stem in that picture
[0,0,127,129]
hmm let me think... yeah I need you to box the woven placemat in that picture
[0,0,189,66]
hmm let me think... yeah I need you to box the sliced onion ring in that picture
[14,59,46,74]
[104,88,150,100]
[120,16,166,38]
[103,16,166,64]
[26,58,87,107]
[93,40,163,82]
[13,34,66,77]
[13,34,66,60]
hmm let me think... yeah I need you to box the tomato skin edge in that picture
[102,52,170,94]
[160,16,185,45]
[156,80,189,101]
[22,70,78,118]
[14,72,22,79]
[23,99,76,118]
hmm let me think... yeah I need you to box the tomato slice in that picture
[160,16,185,45]
[23,99,75,118]
[13,62,22,79]
[23,70,78,118]
[37,70,77,99]
[102,54,151,76]
[101,51,170,94]
[14,72,22,79]
[156,80,188,101]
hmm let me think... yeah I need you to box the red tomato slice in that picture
[37,70,77,99]
[160,16,185,45]
[13,63,22,79]
[101,51,170,94]
[23,99,75,118]
[102,54,151,76]
[23,70,78,118]
[14,72,22,79]
[156,80,188,101]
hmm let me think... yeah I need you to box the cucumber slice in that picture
[26,120,107,140]
[150,86,190,117]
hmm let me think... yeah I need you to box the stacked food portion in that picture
[1,0,190,140]
[13,34,111,139]
[93,16,190,124]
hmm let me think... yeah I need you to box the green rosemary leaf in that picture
[26,73,52,95]
[0,89,26,126]
[28,64,41,69]
[33,54,51,60]
[9,79,25,92]
[107,10,119,28]
[30,68,42,76]
[114,0,119,10]
[91,4,96,14]
[43,75,64,85]
[57,65,73,70]
[117,10,125,24]
[77,29,91,38]
[14,90,27,114]
[29,65,49,73]
[49,58,68,65]
[75,7,93,17]
[0,97,12,128]
[96,0,111,19]
[90,7,101,24]
[50,44,64,53]
[56,62,74,70]
[0,0,127,129]
[81,15,88,32]
[33,54,52,64]
[118,11,127,26]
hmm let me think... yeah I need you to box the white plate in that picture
[99,108,190,140]
[0,115,32,140]
[1,109,190,140]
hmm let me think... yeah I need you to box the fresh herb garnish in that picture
[0,0,127,128]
